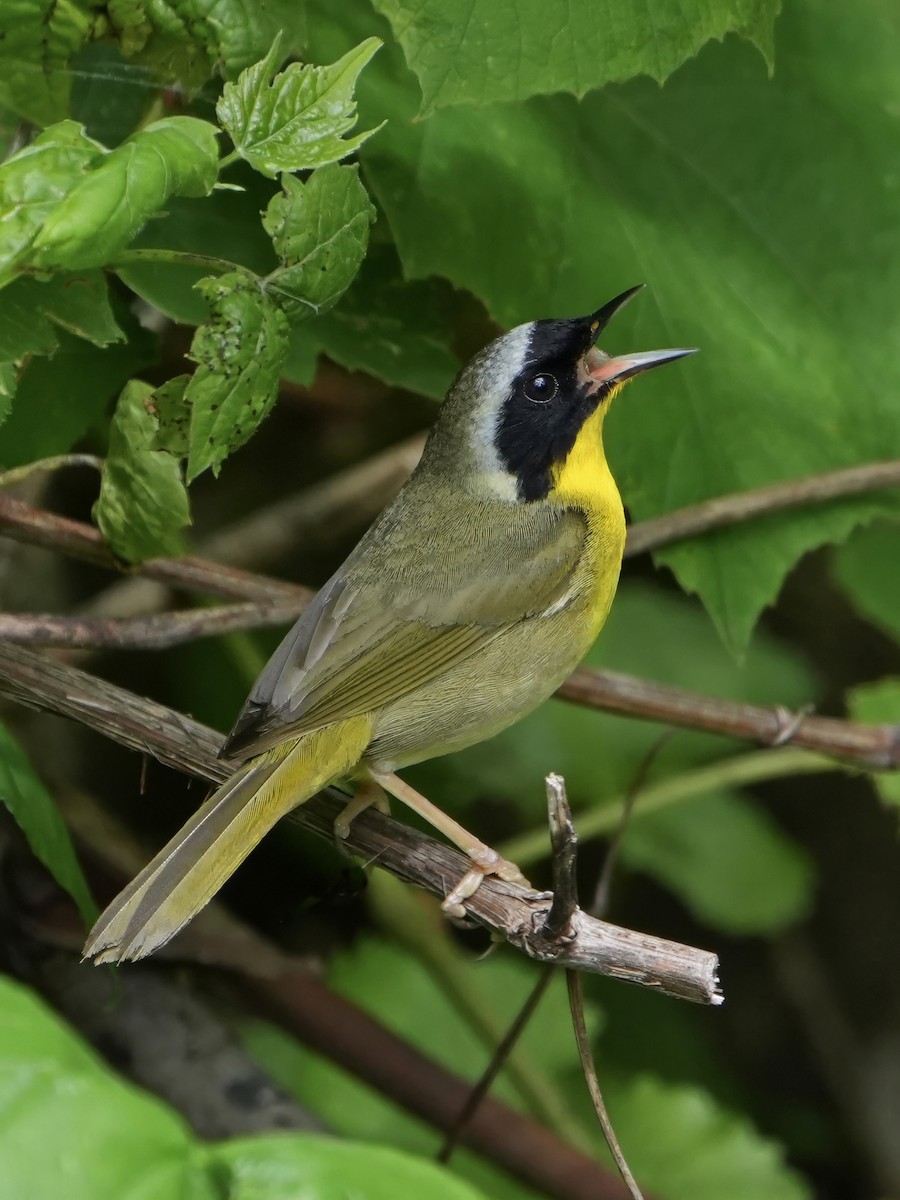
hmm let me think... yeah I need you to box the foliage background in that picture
[2,1,900,1197]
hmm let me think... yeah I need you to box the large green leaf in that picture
[373,0,778,114]
[93,379,191,562]
[216,35,383,178]
[30,117,220,271]
[307,0,900,652]
[263,164,375,318]
[185,270,290,479]
[0,721,96,926]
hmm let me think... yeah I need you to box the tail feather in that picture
[84,716,371,963]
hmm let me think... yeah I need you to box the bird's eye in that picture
[523,373,558,404]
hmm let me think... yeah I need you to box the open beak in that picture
[585,285,697,389]
[586,345,698,387]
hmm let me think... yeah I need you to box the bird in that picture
[84,286,695,963]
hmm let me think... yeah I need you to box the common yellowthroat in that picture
[85,286,694,963]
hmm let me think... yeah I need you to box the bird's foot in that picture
[334,780,391,846]
[441,844,530,918]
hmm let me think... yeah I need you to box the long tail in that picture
[84,716,372,964]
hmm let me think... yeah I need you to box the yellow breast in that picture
[547,400,626,636]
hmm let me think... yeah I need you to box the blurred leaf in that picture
[94,379,191,561]
[263,164,375,318]
[31,117,220,270]
[69,41,159,146]
[0,975,216,1200]
[847,679,900,807]
[0,121,103,283]
[0,0,93,125]
[0,310,157,468]
[831,520,900,644]
[622,790,814,934]
[0,272,123,362]
[373,0,777,114]
[185,270,290,479]
[210,1135,489,1200]
[0,720,96,926]
[0,363,15,419]
[305,0,900,652]
[216,35,383,178]
[611,1074,810,1200]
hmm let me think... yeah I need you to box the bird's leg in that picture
[334,777,392,843]
[368,767,530,918]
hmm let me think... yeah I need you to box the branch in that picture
[3,492,899,770]
[624,459,900,557]
[557,668,900,771]
[0,640,722,1006]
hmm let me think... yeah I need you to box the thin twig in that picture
[624,459,900,557]
[568,971,646,1200]
[0,641,722,1003]
[0,454,103,490]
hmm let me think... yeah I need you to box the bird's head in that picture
[432,286,695,503]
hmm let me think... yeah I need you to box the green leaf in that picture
[610,1074,810,1200]
[286,241,462,398]
[622,790,814,934]
[150,374,192,455]
[831,520,900,644]
[209,1135,489,1200]
[847,679,900,807]
[0,0,94,125]
[216,35,383,178]
[373,0,778,115]
[0,976,215,1200]
[94,379,191,562]
[0,121,103,282]
[0,363,16,422]
[263,164,375,317]
[0,721,96,926]
[305,0,900,652]
[0,272,123,361]
[185,271,290,480]
[30,117,220,271]
[0,309,157,469]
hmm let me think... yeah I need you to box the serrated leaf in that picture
[0,0,94,125]
[185,271,290,479]
[831,520,900,645]
[0,272,123,361]
[263,164,374,317]
[216,35,383,178]
[94,379,191,562]
[309,0,900,652]
[847,679,900,808]
[373,0,778,115]
[0,121,104,282]
[611,1074,810,1200]
[210,1136,489,1200]
[622,790,814,934]
[30,116,220,271]
[0,309,157,469]
[0,720,96,926]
